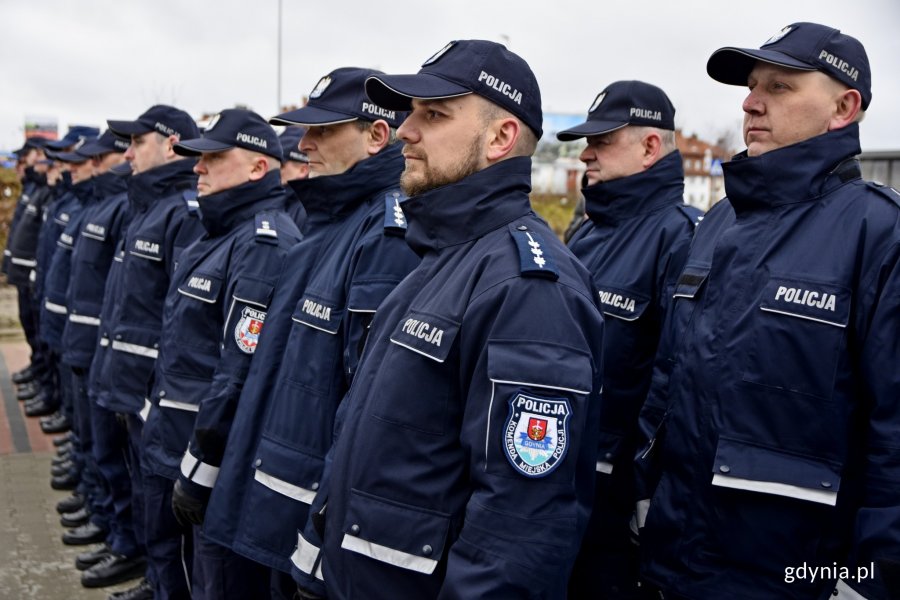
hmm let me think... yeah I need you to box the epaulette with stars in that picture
[508,222,559,280]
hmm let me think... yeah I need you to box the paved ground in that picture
[0,283,134,600]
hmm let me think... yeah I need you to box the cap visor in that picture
[53,151,90,164]
[556,120,628,142]
[106,119,153,138]
[365,74,471,111]
[707,47,816,86]
[270,106,358,127]
[78,141,120,156]
[173,138,234,157]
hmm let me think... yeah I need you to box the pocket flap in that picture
[178,272,223,304]
[292,293,344,335]
[673,265,709,299]
[389,311,459,362]
[596,284,649,321]
[233,279,275,309]
[341,489,451,574]
[759,276,850,328]
[487,339,593,395]
[347,278,403,314]
[253,436,325,504]
[711,437,841,505]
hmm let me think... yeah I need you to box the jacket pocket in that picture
[595,284,649,322]
[741,275,850,399]
[340,489,451,575]
[252,435,325,506]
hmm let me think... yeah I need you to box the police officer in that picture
[277,125,309,229]
[197,67,418,600]
[98,104,205,600]
[635,22,900,599]
[556,81,701,599]
[296,40,605,599]
[137,108,302,600]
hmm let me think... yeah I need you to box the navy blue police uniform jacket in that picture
[140,170,302,484]
[307,157,605,599]
[566,150,699,585]
[3,168,42,277]
[635,124,900,599]
[61,171,129,369]
[33,175,75,305]
[6,173,53,287]
[39,180,90,353]
[201,144,419,575]
[92,159,203,415]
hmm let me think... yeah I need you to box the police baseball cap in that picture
[707,22,871,109]
[107,104,200,140]
[278,127,308,163]
[364,39,543,138]
[271,68,405,129]
[77,129,131,157]
[556,81,675,141]
[173,108,283,162]
[44,125,100,151]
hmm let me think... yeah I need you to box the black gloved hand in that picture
[171,478,208,527]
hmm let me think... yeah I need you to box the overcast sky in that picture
[2,0,899,152]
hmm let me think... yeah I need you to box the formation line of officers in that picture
[4,20,898,600]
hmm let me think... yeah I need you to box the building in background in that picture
[859,150,900,189]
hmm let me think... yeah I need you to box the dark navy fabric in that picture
[3,169,41,277]
[636,124,900,599]
[201,144,419,577]
[62,170,129,368]
[141,170,302,483]
[313,157,604,599]
[40,179,92,353]
[566,150,699,599]
[93,159,203,414]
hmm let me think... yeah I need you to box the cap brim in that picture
[556,120,628,142]
[707,47,817,86]
[53,151,90,164]
[365,74,471,111]
[173,138,234,157]
[78,141,120,156]
[44,140,73,151]
[106,119,153,138]
[270,106,358,127]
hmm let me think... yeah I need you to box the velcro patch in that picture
[503,392,570,478]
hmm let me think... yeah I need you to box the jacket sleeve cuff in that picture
[179,449,220,489]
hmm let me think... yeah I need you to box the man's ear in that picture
[366,120,391,155]
[829,88,862,131]
[164,134,181,159]
[485,117,520,162]
[248,156,271,181]
[641,131,662,169]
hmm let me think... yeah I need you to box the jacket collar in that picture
[128,158,197,212]
[403,156,534,255]
[288,143,404,222]
[724,124,861,213]
[71,178,96,205]
[93,170,128,200]
[196,170,286,237]
[584,150,686,225]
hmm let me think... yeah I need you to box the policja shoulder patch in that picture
[234,306,266,354]
[503,392,570,477]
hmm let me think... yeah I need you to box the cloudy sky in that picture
[2,0,898,152]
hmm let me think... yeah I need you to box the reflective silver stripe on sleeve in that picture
[69,314,101,326]
[111,340,159,359]
[139,398,152,422]
[636,499,651,529]
[11,257,37,267]
[340,533,438,575]
[290,532,325,581]
[834,579,870,600]
[253,470,316,504]
[44,300,68,314]
[596,461,614,474]
[159,399,200,413]
[179,451,219,488]
[711,474,837,506]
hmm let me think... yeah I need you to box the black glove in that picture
[294,585,326,600]
[171,478,208,527]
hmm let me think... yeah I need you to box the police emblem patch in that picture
[589,91,606,113]
[234,306,266,354]
[763,25,793,46]
[503,393,570,477]
[309,76,332,99]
